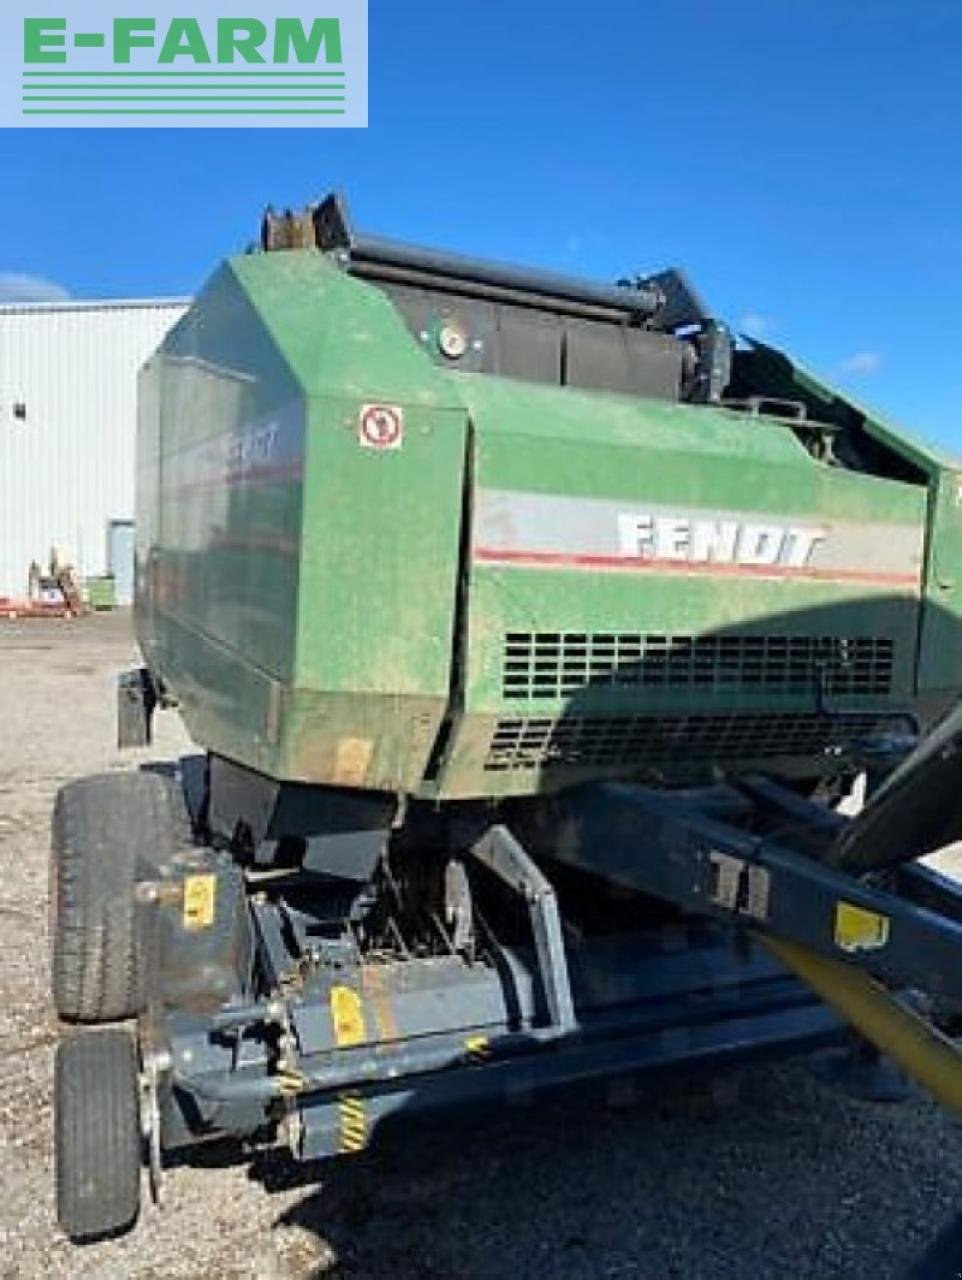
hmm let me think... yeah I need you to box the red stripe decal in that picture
[162,463,304,496]
[472,547,919,588]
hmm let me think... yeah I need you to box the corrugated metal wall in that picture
[0,299,188,600]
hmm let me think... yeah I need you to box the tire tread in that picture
[51,770,189,1022]
[55,1029,140,1241]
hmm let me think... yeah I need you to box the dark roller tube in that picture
[346,230,664,318]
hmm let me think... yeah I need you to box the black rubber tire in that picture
[51,770,190,1023]
[55,1029,141,1242]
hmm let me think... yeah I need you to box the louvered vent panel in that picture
[502,632,893,700]
[484,712,888,773]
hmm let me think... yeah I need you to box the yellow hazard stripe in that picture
[275,1066,307,1094]
[337,1089,368,1154]
[329,985,371,1154]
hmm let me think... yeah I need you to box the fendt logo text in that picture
[2,3,367,128]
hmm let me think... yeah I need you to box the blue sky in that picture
[1,0,959,449]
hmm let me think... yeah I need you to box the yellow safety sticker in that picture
[338,1089,368,1154]
[182,873,217,931]
[834,900,890,953]
[464,1034,490,1064]
[330,984,367,1047]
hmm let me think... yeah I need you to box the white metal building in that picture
[0,297,189,603]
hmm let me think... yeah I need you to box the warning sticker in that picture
[358,403,404,451]
[182,873,217,931]
[834,900,890,953]
[330,985,367,1047]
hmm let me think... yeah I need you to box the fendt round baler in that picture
[52,194,962,1241]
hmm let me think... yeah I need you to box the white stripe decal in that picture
[473,489,923,587]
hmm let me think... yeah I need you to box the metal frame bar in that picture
[171,954,835,1109]
[291,995,839,1161]
[469,825,576,1035]
[537,782,962,1002]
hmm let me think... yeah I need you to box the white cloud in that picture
[0,272,71,303]
[739,312,773,338]
[839,350,882,376]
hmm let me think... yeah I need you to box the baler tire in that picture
[51,770,190,1023]
[55,1029,141,1242]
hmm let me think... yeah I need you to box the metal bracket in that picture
[117,668,156,749]
[139,1051,169,1207]
[708,850,771,921]
[469,825,576,1036]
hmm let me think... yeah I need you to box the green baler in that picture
[136,197,962,801]
[51,195,962,1242]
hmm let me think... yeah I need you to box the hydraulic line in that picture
[761,934,962,1115]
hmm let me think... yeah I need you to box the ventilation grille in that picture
[502,632,894,700]
[485,712,888,773]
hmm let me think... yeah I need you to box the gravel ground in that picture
[4,611,962,1279]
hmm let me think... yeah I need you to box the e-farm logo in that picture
[3,2,367,127]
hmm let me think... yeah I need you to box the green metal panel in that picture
[137,250,962,802]
[740,343,962,699]
[138,251,466,788]
[137,260,305,772]
[433,374,929,797]
[280,392,466,790]
[918,466,962,694]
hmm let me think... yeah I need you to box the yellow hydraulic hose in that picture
[760,934,962,1115]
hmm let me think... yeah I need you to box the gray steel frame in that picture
[150,785,863,1165]
[153,763,962,1165]
[527,780,962,1001]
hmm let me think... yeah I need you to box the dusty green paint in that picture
[138,251,466,788]
[739,342,962,697]
[452,373,926,716]
[918,467,962,693]
[137,260,304,700]
[432,372,938,796]
[137,251,962,800]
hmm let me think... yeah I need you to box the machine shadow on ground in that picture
[256,1064,962,1280]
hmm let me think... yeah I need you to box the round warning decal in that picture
[358,403,404,451]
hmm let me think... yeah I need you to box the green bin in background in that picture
[84,575,116,611]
